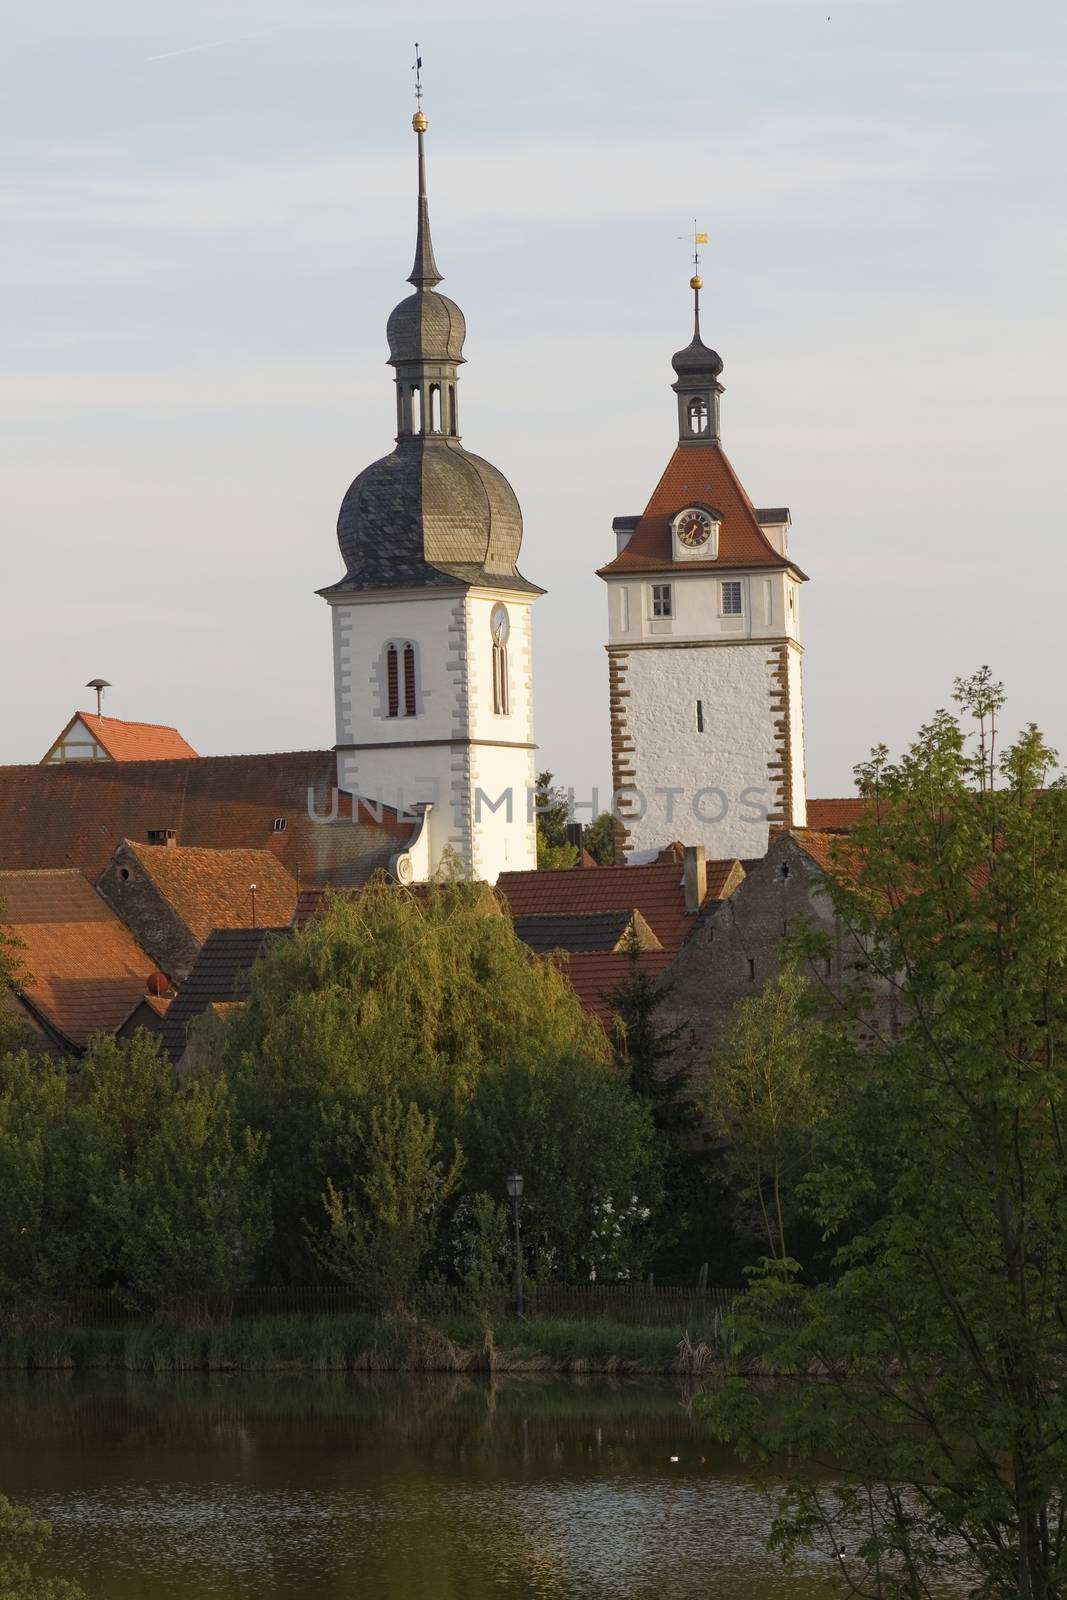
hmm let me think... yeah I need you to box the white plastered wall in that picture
[329,586,536,882]
[619,642,780,862]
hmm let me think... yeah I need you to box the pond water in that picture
[0,1371,850,1599]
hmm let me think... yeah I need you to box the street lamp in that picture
[505,1172,525,1320]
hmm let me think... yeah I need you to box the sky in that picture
[2,0,1065,805]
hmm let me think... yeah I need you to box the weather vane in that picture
[678,219,709,282]
[413,42,423,110]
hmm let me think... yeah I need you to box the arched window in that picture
[687,396,708,436]
[428,384,440,433]
[411,386,422,433]
[386,644,399,718]
[403,643,417,716]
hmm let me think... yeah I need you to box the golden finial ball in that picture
[690,274,703,291]
[412,110,428,132]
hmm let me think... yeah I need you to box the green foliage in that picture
[0,1493,83,1599]
[216,880,640,1284]
[111,1066,269,1309]
[533,770,579,869]
[704,670,1067,1598]
[315,1093,462,1309]
[582,811,617,866]
[0,910,28,1053]
[463,1050,661,1279]
[0,1033,266,1313]
[710,961,823,1261]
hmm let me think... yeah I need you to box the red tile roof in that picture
[598,444,806,578]
[805,798,867,833]
[121,842,298,944]
[558,948,674,1022]
[0,752,414,887]
[496,859,742,962]
[54,713,199,762]
[0,868,169,1049]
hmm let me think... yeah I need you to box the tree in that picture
[533,770,578,870]
[0,910,27,1053]
[315,1093,462,1309]
[0,1494,83,1600]
[582,811,617,866]
[112,1064,269,1311]
[710,961,822,1262]
[704,671,1067,1599]
[463,1049,661,1280]
[216,879,610,1282]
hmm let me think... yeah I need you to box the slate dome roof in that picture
[330,439,539,594]
[387,290,466,365]
[672,332,723,379]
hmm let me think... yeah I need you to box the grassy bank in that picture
[0,1312,732,1376]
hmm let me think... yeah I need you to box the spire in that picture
[407,47,443,290]
[671,242,724,447]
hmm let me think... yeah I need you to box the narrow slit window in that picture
[492,642,509,715]
[403,644,417,716]
[651,583,673,618]
[747,958,756,982]
[386,645,399,717]
[721,580,743,616]
[696,699,704,733]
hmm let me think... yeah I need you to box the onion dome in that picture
[672,275,723,378]
[319,109,540,600]
[386,291,466,365]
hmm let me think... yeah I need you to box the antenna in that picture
[85,678,111,718]
[413,41,423,110]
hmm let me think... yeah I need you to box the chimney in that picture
[683,844,707,913]
[147,828,177,848]
[565,821,583,858]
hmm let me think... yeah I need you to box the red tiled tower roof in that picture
[598,443,806,579]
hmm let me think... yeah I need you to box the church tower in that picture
[320,107,542,883]
[598,270,808,863]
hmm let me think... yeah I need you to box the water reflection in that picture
[0,1372,843,1599]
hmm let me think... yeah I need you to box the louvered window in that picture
[403,644,417,716]
[386,645,399,717]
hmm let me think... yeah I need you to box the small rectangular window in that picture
[721,580,743,616]
[747,958,756,982]
[696,699,704,733]
[651,583,673,618]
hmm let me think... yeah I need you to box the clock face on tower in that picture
[675,508,714,548]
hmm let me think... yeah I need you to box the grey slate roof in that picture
[324,438,541,597]
[514,911,644,954]
[160,926,289,1062]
